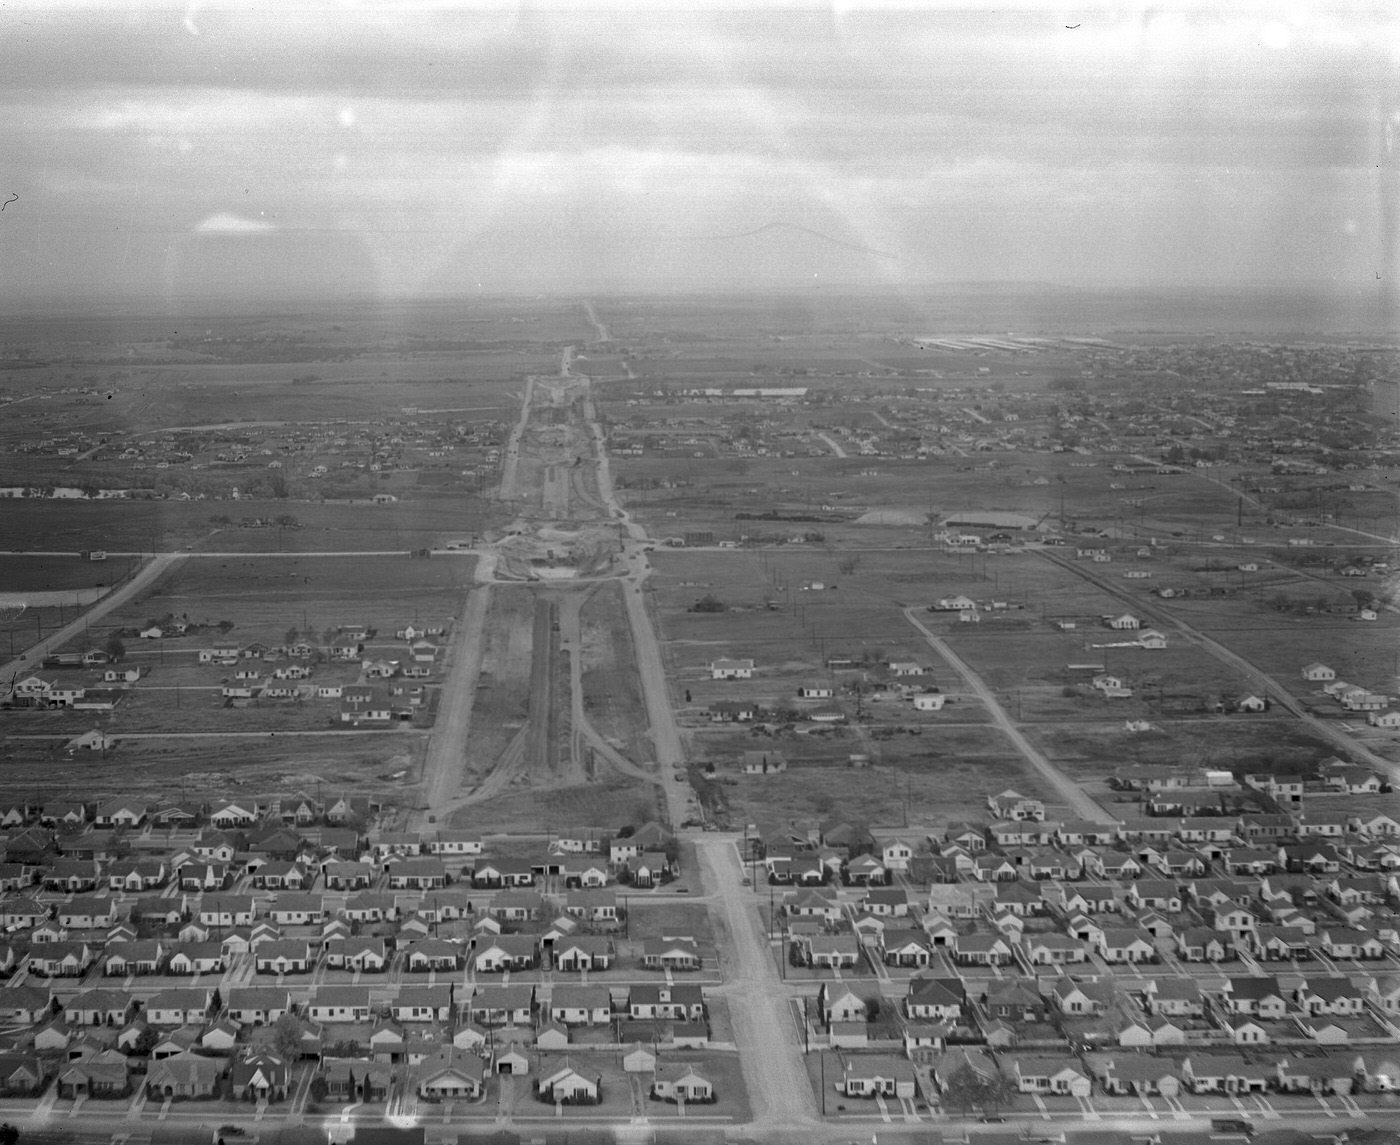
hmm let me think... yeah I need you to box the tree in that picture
[285,627,300,646]
[216,619,235,634]
[941,1062,1015,1117]
[272,1014,305,1062]
[129,1026,160,1058]
[838,553,862,576]
[1352,588,1375,610]
[980,1071,1018,1116]
[690,594,726,613]
[941,1064,982,1115]
[104,635,126,661]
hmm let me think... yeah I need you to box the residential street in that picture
[697,836,820,1132]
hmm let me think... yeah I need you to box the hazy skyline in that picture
[1,3,1396,308]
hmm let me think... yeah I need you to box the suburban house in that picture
[709,659,755,680]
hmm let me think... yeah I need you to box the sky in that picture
[0,2,1396,305]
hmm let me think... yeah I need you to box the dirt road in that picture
[498,377,533,503]
[903,606,1115,823]
[621,566,691,827]
[581,299,610,343]
[411,557,495,828]
[1037,549,1400,780]
[0,552,179,683]
[697,837,819,1130]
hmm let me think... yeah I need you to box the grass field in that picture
[68,551,472,650]
[459,583,535,789]
[709,737,1056,838]
[1162,595,1399,696]
[452,776,656,833]
[0,496,509,554]
[0,553,142,592]
[0,731,421,808]
[1029,717,1336,785]
[0,554,472,738]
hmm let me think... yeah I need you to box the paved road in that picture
[0,551,179,683]
[903,605,1116,823]
[1037,549,1400,781]
[697,837,819,1131]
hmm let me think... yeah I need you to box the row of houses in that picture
[924,1044,1400,1101]
[2,977,708,1033]
[0,794,382,831]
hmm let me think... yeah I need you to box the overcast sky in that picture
[1,2,1395,304]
